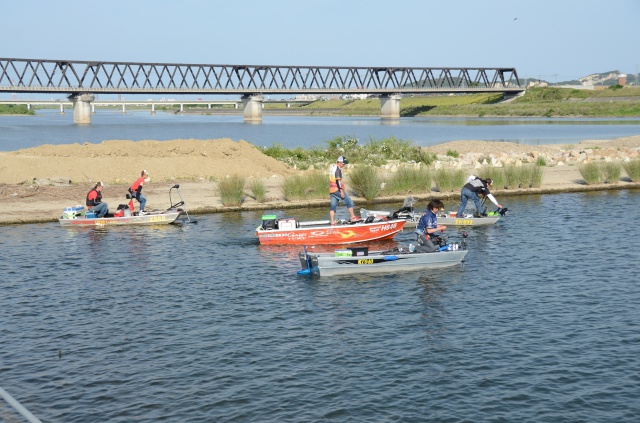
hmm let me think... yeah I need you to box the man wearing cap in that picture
[329,156,361,225]
[86,181,109,218]
[456,176,502,217]
[129,170,150,215]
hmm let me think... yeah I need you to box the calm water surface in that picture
[1,191,639,422]
[1,109,640,151]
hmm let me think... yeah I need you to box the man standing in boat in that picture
[329,156,361,225]
[456,176,502,217]
[86,181,109,218]
[129,170,150,216]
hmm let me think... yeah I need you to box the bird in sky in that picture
[514,17,518,20]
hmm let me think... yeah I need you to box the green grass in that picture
[216,174,246,206]
[383,167,432,196]
[622,159,640,181]
[282,172,327,201]
[348,165,383,201]
[432,168,465,192]
[579,162,602,185]
[256,136,436,169]
[249,179,267,203]
[0,104,35,115]
[600,162,622,184]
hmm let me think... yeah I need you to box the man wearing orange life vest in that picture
[329,156,361,225]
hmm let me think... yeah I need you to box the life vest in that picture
[86,189,102,207]
[329,164,342,194]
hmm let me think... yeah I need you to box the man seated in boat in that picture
[456,176,502,217]
[329,156,361,225]
[414,199,446,253]
[86,181,109,218]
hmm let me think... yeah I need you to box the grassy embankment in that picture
[296,86,640,117]
[0,104,35,115]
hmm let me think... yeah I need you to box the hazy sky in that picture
[1,0,639,82]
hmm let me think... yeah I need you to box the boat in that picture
[297,243,467,277]
[360,196,507,227]
[256,215,406,245]
[59,184,194,227]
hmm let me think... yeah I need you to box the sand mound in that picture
[0,138,293,184]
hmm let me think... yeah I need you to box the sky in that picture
[1,0,639,83]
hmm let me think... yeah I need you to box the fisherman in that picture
[329,156,361,225]
[456,176,502,217]
[86,181,108,218]
[414,199,446,253]
[129,170,150,215]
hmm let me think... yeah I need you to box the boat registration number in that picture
[357,259,374,265]
[453,219,473,225]
[149,215,166,222]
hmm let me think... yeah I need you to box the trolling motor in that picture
[169,184,196,224]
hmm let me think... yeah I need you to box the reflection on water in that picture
[1,190,640,422]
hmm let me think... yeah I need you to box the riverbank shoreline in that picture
[2,163,639,225]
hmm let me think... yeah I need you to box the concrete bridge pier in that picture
[241,94,264,123]
[151,104,156,115]
[59,104,65,114]
[380,93,401,120]
[68,93,94,124]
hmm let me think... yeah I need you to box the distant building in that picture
[618,74,627,86]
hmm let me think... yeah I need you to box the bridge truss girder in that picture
[0,58,522,95]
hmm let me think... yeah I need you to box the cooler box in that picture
[349,247,369,256]
[85,212,96,219]
[261,214,277,230]
[448,211,457,217]
[63,205,85,219]
[334,249,352,257]
[278,218,298,230]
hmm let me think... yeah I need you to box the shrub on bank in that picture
[348,165,383,201]
[249,179,267,203]
[622,159,640,181]
[217,174,246,206]
[433,168,465,192]
[282,172,326,201]
[600,162,621,184]
[383,167,432,196]
[579,162,602,184]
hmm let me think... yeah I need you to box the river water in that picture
[1,109,640,151]
[1,113,640,422]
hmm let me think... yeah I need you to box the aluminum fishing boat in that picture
[59,184,193,227]
[297,244,467,277]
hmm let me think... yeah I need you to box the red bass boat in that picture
[256,215,406,245]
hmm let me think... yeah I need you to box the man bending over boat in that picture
[329,156,361,225]
[86,182,108,218]
[129,170,150,216]
[414,199,446,253]
[456,176,502,218]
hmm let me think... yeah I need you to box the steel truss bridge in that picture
[0,57,523,122]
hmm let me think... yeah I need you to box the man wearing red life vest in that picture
[129,170,149,215]
[329,156,361,225]
[85,181,109,218]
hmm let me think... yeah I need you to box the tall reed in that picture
[249,179,267,203]
[282,172,326,201]
[433,168,465,192]
[217,174,246,206]
[384,167,432,196]
[530,165,544,188]
[579,162,601,185]
[348,165,383,201]
[622,159,640,181]
[600,162,621,184]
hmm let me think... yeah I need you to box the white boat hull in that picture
[59,210,182,227]
[299,249,467,277]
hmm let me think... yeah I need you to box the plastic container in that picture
[85,212,96,219]
[349,247,368,256]
[335,249,352,257]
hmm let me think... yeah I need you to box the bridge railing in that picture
[0,58,522,94]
